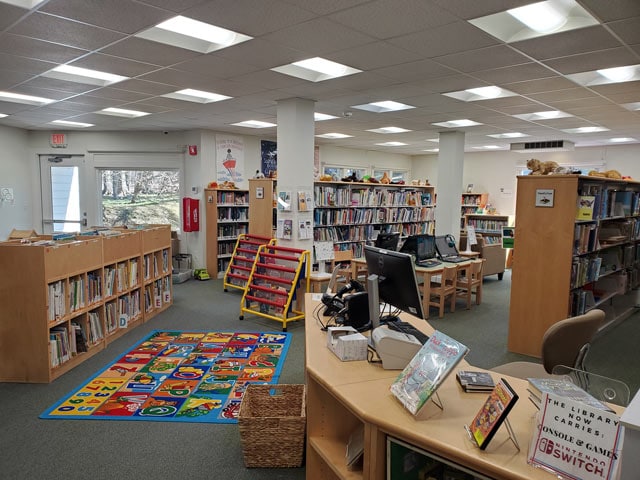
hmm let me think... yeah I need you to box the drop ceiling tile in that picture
[5,86,73,101]
[215,38,305,70]
[0,3,28,30]
[8,12,126,51]
[331,42,422,72]
[279,0,369,15]
[505,77,579,95]
[511,26,622,61]
[105,79,176,96]
[328,0,457,39]
[418,74,490,94]
[473,96,538,109]
[53,95,117,108]
[579,0,640,22]
[389,21,498,58]
[471,63,557,85]
[173,53,261,79]
[19,76,101,94]
[261,17,374,55]
[0,101,34,115]
[0,53,56,75]
[186,0,316,37]
[39,0,172,34]
[0,71,35,89]
[373,59,458,83]
[429,0,532,21]
[546,97,615,110]
[134,0,211,13]
[83,87,152,102]
[590,80,640,95]
[434,45,532,73]
[100,38,202,66]
[606,17,640,45]
[228,69,307,90]
[0,34,87,63]
[542,47,639,75]
[527,88,599,104]
[605,92,640,103]
[68,54,160,77]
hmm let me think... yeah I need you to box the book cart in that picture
[239,244,310,331]
[223,234,275,292]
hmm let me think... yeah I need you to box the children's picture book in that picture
[527,377,614,412]
[468,378,518,450]
[297,191,308,211]
[456,370,495,392]
[576,195,596,220]
[277,191,291,211]
[283,219,292,240]
[390,330,468,415]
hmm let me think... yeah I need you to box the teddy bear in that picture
[380,172,391,184]
[588,169,623,179]
[527,158,559,175]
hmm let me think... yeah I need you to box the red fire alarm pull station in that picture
[188,145,198,156]
[182,197,200,232]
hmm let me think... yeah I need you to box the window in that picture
[322,165,367,181]
[99,169,180,230]
[372,168,409,183]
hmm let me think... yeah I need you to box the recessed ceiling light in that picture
[50,120,94,128]
[472,145,502,150]
[272,57,361,82]
[487,132,529,138]
[609,137,637,143]
[231,120,277,129]
[43,65,128,86]
[367,126,412,134]
[469,0,598,43]
[567,64,640,86]
[426,138,439,143]
[562,126,609,133]
[0,0,45,8]
[622,102,640,111]
[512,110,572,121]
[136,16,252,53]
[162,89,232,104]
[0,113,7,118]
[351,100,415,113]
[443,86,517,102]
[314,113,338,121]
[432,119,482,128]
[375,142,408,146]
[0,91,55,106]
[423,148,439,152]
[315,133,353,139]
[98,107,150,118]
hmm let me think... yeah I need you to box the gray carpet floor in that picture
[0,270,637,479]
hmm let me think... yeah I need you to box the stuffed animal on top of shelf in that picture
[588,169,623,179]
[380,172,391,184]
[527,158,560,175]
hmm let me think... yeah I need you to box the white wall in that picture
[318,145,412,173]
[0,126,31,240]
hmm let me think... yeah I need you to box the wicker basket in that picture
[238,384,306,468]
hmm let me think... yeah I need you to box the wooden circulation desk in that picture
[305,294,557,480]
[352,257,474,319]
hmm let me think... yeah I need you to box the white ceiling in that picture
[1,0,640,155]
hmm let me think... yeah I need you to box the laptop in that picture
[402,234,442,268]
[435,235,468,263]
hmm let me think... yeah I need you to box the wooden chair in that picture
[428,266,457,318]
[456,259,485,309]
[331,250,353,288]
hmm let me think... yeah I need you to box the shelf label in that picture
[535,189,554,207]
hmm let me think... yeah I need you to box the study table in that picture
[352,257,474,319]
[304,294,574,480]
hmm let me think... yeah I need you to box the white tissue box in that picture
[326,326,368,361]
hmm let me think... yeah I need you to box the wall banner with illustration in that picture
[216,135,245,184]
[260,140,277,178]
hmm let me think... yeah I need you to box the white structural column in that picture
[276,97,316,250]
[435,131,465,244]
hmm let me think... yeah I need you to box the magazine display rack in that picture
[239,244,310,331]
[223,234,275,292]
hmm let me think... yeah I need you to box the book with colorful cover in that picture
[468,378,518,450]
[390,330,468,415]
[576,195,596,220]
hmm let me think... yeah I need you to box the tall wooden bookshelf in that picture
[463,213,509,245]
[205,187,249,278]
[509,175,640,357]
[460,192,488,231]
[0,225,172,383]
[248,178,276,238]
[313,181,436,257]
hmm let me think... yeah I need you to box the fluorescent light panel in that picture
[423,148,439,152]
[98,108,151,118]
[315,113,338,121]
[272,57,361,82]
[316,133,352,139]
[472,145,502,150]
[136,16,252,53]
[162,89,231,104]
[231,120,276,128]
[51,120,94,128]
[443,86,517,102]
[469,0,598,43]
[367,126,412,134]
[609,137,637,143]
[512,110,572,121]
[351,100,415,113]
[432,119,482,128]
[567,64,640,87]
[0,0,45,8]
[487,132,529,139]
[375,142,407,146]
[0,113,7,118]
[562,126,609,133]
[0,91,54,105]
[43,65,128,86]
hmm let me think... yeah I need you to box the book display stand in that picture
[465,417,520,451]
[239,244,310,331]
[223,234,275,292]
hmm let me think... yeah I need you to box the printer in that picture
[371,326,422,369]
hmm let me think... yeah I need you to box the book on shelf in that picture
[345,423,364,470]
[468,378,518,450]
[390,330,468,415]
[456,370,495,392]
[576,195,596,220]
[527,377,614,412]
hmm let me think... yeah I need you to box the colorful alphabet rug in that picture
[40,330,292,423]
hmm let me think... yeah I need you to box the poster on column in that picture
[216,136,245,184]
[261,140,277,178]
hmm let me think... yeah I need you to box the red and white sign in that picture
[50,133,67,148]
[188,145,198,156]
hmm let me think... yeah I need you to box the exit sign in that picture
[50,133,67,148]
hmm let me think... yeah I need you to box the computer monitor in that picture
[435,234,459,258]
[364,245,425,321]
[400,234,436,262]
[375,232,400,251]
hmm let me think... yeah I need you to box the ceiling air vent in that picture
[510,140,575,152]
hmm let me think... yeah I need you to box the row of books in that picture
[47,280,65,321]
[69,277,85,313]
[143,254,159,280]
[314,206,435,226]
[576,188,640,221]
[49,326,72,367]
[464,218,508,233]
[314,185,432,208]
[216,191,247,205]
[570,256,602,288]
[217,224,248,238]
[87,311,104,344]
[217,206,249,221]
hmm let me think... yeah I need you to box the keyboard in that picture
[442,256,468,263]
[386,321,429,344]
[416,259,442,268]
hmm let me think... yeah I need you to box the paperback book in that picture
[456,370,495,392]
[390,330,468,415]
[468,378,518,450]
[527,377,614,413]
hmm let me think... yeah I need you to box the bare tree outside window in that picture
[100,169,180,229]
